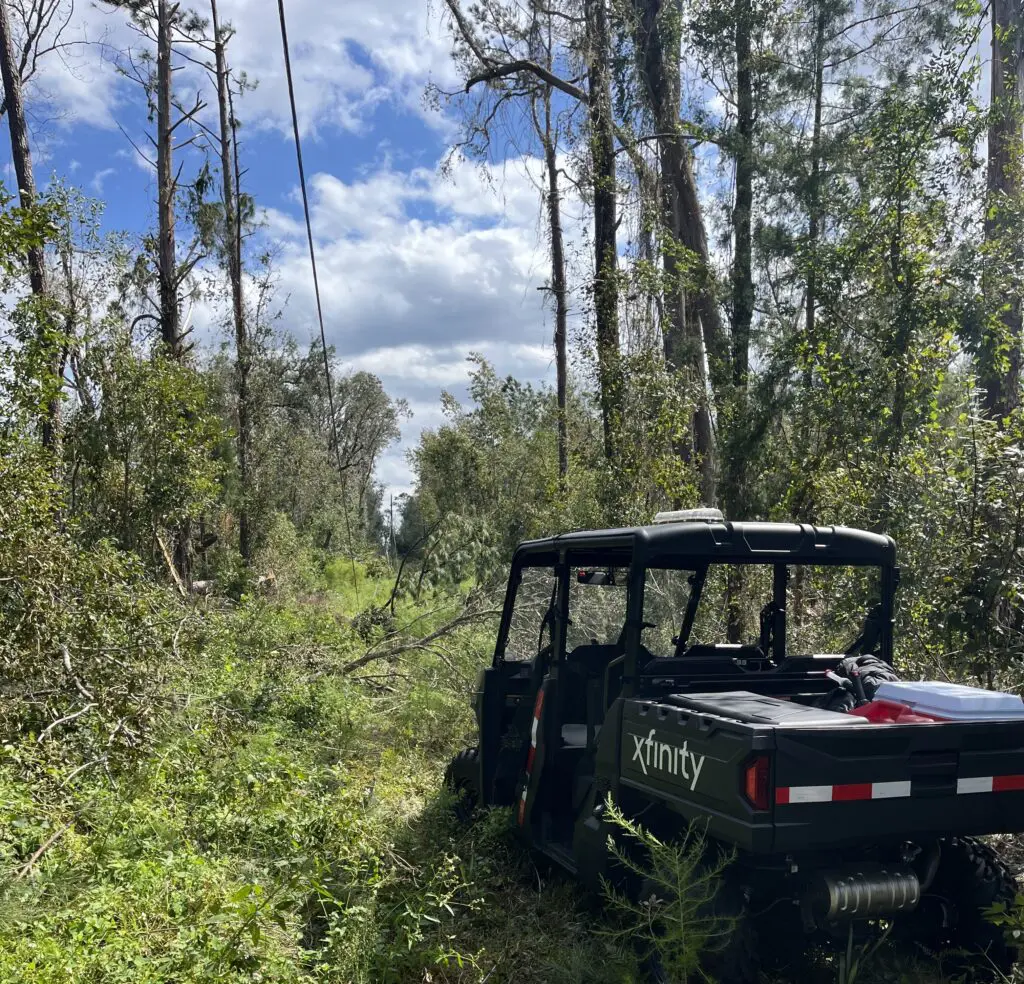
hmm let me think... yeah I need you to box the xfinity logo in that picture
[629,729,706,791]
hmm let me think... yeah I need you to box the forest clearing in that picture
[4,0,1024,980]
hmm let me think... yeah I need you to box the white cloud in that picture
[15,3,576,502]
[16,0,456,137]
[258,154,576,495]
[91,167,117,195]
[265,154,559,359]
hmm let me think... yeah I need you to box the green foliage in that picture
[0,585,637,984]
[66,334,224,554]
[601,799,734,982]
[0,432,166,761]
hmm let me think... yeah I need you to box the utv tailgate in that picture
[618,692,1024,854]
[772,717,1024,851]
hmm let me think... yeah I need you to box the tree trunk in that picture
[541,94,569,483]
[732,0,754,392]
[157,0,180,356]
[0,0,59,447]
[983,0,1023,421]
[804,5,826,393]
[155,0,190,585]
[723,0,754,638]
[585,0,620,459]
[631,0,720,504]
[211,0,251,562]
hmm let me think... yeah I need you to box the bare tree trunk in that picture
[157,0,180,357]
[540,91,569,482]
[154,0,190,585]
[723,0,754,640]
[585,0,619,460]
[732,0,753,392]
[804,5,825,394]
[983,0,1023,421]
[631,0,719,504]
[0,0,59,447]
[211,0,251,562]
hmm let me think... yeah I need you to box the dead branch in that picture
[15,817,76,879]
[37,702,96,742]
[465,59,588,103]
[341,608,502,675]
[156,531,187,596]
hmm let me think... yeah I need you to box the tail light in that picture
[743,754,772,811]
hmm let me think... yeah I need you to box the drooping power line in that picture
[275,0,342,464]
[276,0,360,594]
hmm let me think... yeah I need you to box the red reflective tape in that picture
[526,747,536,772]
[993,774,1024,792]
[775,786,791,805]
[832,782,873,802]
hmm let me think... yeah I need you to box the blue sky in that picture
[5,0,564,497]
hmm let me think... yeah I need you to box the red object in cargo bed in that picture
[848,680,1024,724]
[848,699,944,724]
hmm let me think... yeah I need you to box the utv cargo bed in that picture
[618,691,1024,853]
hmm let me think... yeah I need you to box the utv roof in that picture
[513,519,896,568]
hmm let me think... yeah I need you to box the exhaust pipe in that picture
[801,864,920,929]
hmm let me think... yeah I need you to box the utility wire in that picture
[276,0,360,598]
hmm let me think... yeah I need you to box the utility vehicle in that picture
[445,511,1024,981]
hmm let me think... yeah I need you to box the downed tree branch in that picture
[156,531,187,597]
[341,609,502,675]
[37,703,97,743]
[60,644,94,700]
[15,818,76,879]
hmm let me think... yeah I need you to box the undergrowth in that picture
[0,565,638,983]
[0,560,1016,983]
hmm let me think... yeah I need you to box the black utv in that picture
[445,511,1024,981]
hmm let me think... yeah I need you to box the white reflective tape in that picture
[788,785,833,803]
[872,781,912,799]
[530,715,539,747]
[958,775,994,794]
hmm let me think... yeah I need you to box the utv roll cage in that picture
[492,520,899,696]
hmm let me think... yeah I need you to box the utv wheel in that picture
[443,747,480,824]
[919,836,1019,982]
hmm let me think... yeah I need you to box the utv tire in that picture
[443,747,480,824]
[921,836,1019,982]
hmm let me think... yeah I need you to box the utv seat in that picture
[640,644,767,678]
[561,723,601,747]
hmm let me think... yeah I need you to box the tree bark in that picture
[732,0,754,392]
[983,0,1023,421]
[156,0,181,357]
[631,0,720,503]
[585,0,620,460]
[540,93,569,483]
[211,0,251,561]
[0,0,59,447]
[804,5,825,393]
[155,0,190,586]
